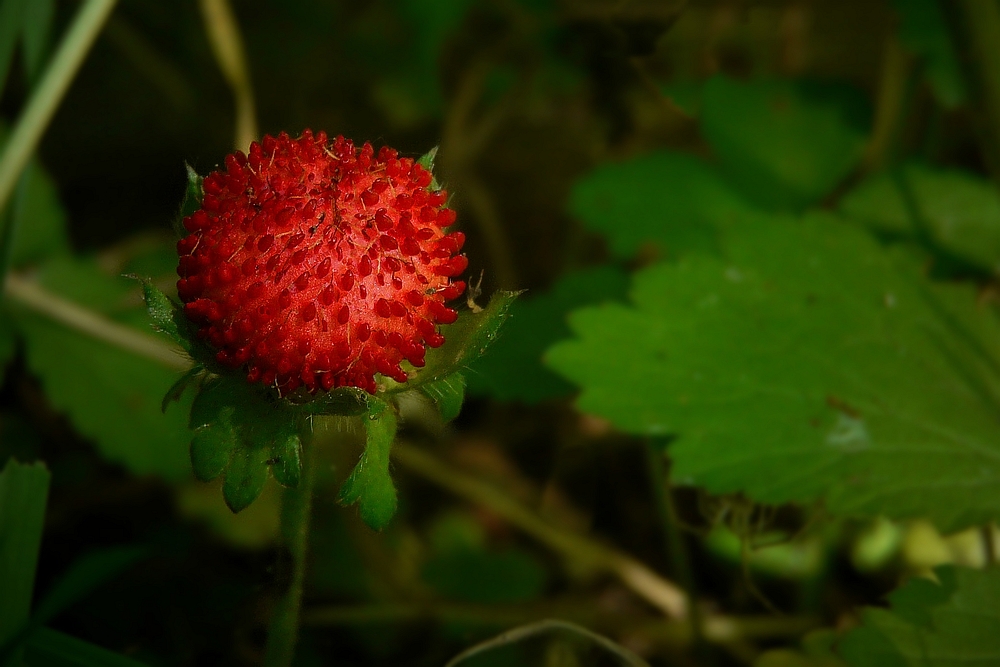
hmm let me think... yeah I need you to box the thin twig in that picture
[392,442,688,618]
[198,0,258,151]
[4,272,189,371]
[862,34,916,173]
[0,0,117,216]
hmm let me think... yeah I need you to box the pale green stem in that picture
[263,440,315,667]
[198,0,258,151]
[0,0,117,217]
[4,273,189,370]
[392,442,688,618]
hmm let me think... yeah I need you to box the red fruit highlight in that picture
[176,130,467,395]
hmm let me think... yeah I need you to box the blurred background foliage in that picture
[3,0,1000,665]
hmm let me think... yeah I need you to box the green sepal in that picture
[405,291,521,390]
[190,422,236,482]
[270,429,302,488]
[174,163,204,237]
[338,397,399,530]
[222,440,270,513]
[135,277,200,356]
[420,372,466,422]
[290,385,370,417]
[417,146,441,190]
[187,376,307,512]
[161,364,204,412]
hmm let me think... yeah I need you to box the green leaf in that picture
[408,291,521,390]
[840,163,1000,274]
[547,213,1000,532]
[339,398,398,530]
[0,459,49,646]
[466,266,630,403]
[893,0,967,109]
[420,373,465,422]
[701,76,869,210]
[569,151,757,260]
[839,566,1000,666]
[188,376,307,511]
[23,627,150,667]
[11,258,192,481]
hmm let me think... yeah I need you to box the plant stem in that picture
[644,442,708,657]
[862,34,916,173]
[392,442,688,618]
[3,273,189,370]
[0,0,117,217]
[198,0,258,151]
[954,0,1000,188]
[263,438,316,667]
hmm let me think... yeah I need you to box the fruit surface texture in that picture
[177,130,467,394]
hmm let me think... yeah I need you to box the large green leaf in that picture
[11,258,192,481]
[893,0,967,109]
[839,566,1000,666]
[547,213,1000,532]
[467,266,630,403]
[840,163,1000,274]
[569,151,758,259]
[701,76,869,210]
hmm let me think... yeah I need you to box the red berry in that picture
[176,130,467,395]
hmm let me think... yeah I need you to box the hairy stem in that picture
[264,439,316,667]
[392,442,688,618]
[0,0,117,218]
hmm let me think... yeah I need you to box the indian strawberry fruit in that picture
[176,130,468,395]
